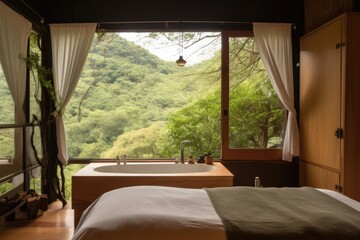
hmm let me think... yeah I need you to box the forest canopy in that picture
[63,32,285,160]
[0,32,285,161]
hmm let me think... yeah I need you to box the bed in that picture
[72,185,360,240]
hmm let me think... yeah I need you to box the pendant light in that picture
[176,32,186,66]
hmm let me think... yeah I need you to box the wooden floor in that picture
[0,201,74,240]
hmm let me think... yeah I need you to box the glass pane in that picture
[228,37,285,149]
[0,174,23,195]
[29,166,42,194]
[64,32,221,160]
[0,64,15,124]
[0,128,15,161]
[63,164,86,200]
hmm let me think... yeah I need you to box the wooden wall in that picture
[303,0,360,33]
[221,160,299,187]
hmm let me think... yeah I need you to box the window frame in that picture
[220,31,282,161]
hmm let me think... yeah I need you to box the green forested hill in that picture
[0,32,284,161]
[64,33,221,159]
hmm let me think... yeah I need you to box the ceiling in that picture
[3,0,304,31]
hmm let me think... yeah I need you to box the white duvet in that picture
[72,186,227,240]
[72,185,360,240]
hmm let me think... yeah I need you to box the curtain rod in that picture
[97,20,296,32]
[98,20,295,25]
[99,20,253,25]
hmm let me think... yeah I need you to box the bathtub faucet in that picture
[122,154,127,165]
[116,155,127,165]
[180,140,191,164]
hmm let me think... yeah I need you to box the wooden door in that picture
[300,18,342,172]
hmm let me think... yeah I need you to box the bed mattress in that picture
[72,185,360,240]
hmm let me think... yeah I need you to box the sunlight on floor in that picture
[0,201,74,240]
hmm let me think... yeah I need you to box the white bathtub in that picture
[93,163,215,174]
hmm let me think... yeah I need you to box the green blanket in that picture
[205,187,360,240]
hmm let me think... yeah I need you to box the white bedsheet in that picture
[72,186,226,240]
[317,188,360,212]
[72,186,360,240]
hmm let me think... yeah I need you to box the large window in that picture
[221,32,285,160]
[65,31,286,161]
[65,32,221,160]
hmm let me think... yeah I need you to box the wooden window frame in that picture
[220,31,282,161]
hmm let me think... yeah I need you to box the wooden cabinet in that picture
[299,13,360,201]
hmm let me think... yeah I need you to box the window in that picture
[65,31,286,161]
[221,32,285,160]
[0,55,15,164]
[65,32,221,160]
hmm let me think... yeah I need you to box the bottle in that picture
[188,155,195,164]
[197,155,205,163]
[205,154,213,165]
[255,176,261,187]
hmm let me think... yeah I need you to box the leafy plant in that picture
[23,51,58,110]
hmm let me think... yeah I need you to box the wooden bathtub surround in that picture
[72,162,234,226]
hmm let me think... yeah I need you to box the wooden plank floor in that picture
[0,201,74,240]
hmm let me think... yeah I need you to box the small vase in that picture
[205,155,213,165]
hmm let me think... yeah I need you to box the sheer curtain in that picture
[50,23,96,165]
[253,23,299,161]
[0,2,32,166]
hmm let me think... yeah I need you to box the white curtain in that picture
[50,23,96,165]
[253,23,299,161]
[0,2,32,166]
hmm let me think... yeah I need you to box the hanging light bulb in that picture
[176,56,187,66]
[176,32,186,66]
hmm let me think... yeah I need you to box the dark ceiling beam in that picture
[2,0,304,32]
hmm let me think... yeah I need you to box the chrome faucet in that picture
[180,140,190,164]
[116,155,121,165]
[122,154,127,165]
[116,155,127,165]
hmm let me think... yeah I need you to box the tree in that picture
[65,32,285,160]
[228,37,285,148]
[162,91,221,158]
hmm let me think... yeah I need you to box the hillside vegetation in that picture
[64,33,222,159]
[0,32,285,161]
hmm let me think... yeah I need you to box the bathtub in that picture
[93,163,216,174]
[72,162,234,226]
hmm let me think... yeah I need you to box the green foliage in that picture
[0,182,15,195]
[65,32,222,159]
[62,164,86,200]
[0,129,14,158]
[63,32,284,160]
[0,68,14,124]
[164,90,221,158]
[229,75,285,148]
[228,37,285,148]
[23,33,58,109]
[0,31,286,162]
[102,122,166,158]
